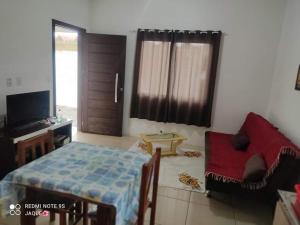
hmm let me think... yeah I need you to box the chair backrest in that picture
[17,132,54,167]
[137,148,161,225]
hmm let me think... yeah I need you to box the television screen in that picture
[6,91,50,128]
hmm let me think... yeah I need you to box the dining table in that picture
[0,141,151,225]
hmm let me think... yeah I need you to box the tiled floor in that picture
[0,132,274,225]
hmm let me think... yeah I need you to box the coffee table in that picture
[140,132,187,156]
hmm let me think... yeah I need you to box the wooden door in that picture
[81,33,126,136]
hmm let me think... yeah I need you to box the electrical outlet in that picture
[6,78,12,87]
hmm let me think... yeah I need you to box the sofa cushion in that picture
[205,132,258,182]
[240,112,278,152]
[232,133,250,151]
[242,154,266,182]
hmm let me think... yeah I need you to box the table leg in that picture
[172,140,183,154]
[20,189,36,225]
[83,202,88,225]
[50,211,55,222]
[59,211,66,225]
[73,201,81,222]
[96,205,116,225]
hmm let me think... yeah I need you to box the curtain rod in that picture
[129,29,226,35]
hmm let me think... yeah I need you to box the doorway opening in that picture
[52,20,85,135]
[55,26,78,131]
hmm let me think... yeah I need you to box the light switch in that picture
[6,78,12,87]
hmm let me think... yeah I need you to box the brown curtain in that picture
[130,29,221,127]
[130,29,173,122]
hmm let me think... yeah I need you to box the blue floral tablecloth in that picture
[0,142,151,225]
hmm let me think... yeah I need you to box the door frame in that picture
[51,19,86,131]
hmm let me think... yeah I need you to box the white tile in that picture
[144,218,161,225]
[233,198,273,225]
[0,214,88,225]
[0,215,19,225]
[190,191,233,207]
[145,195,189,225]
[235,211,272,225]
[186,202,235,225]
[157,186,191,202]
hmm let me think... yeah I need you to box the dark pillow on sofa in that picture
[242,154,266,182]
[232,133,250,151]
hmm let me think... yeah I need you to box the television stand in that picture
[11,119,72,144]
[6,121,51,138]
[0,119,72,179]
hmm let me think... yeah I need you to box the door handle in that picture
[114,73,119,103]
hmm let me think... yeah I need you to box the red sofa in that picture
[205,112,300,199]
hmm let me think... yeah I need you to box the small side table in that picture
[273,190,299,225]
[140,132,187,156]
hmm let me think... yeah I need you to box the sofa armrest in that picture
[265,155,300,193]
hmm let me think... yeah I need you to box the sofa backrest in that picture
[240,112,299,169]
[240,112,277,150]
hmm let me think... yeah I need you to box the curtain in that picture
[130,29,222,127]
[131,30,172,121]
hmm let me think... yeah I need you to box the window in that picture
[169,42,212,105]
[131,29,221,127]
[137,41,171,99]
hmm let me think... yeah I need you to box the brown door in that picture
[81,33,126,136]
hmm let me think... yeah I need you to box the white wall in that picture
[268,0,300,146]
[90,0,286,146]
[0,0,90,116]
[0,0,291,147]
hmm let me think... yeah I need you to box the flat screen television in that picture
[6,91,50,128]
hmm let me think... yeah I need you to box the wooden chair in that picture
[33,192,83,225]
[89,148,161,225]
[16,132,83,225]
[16,131,54,167]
